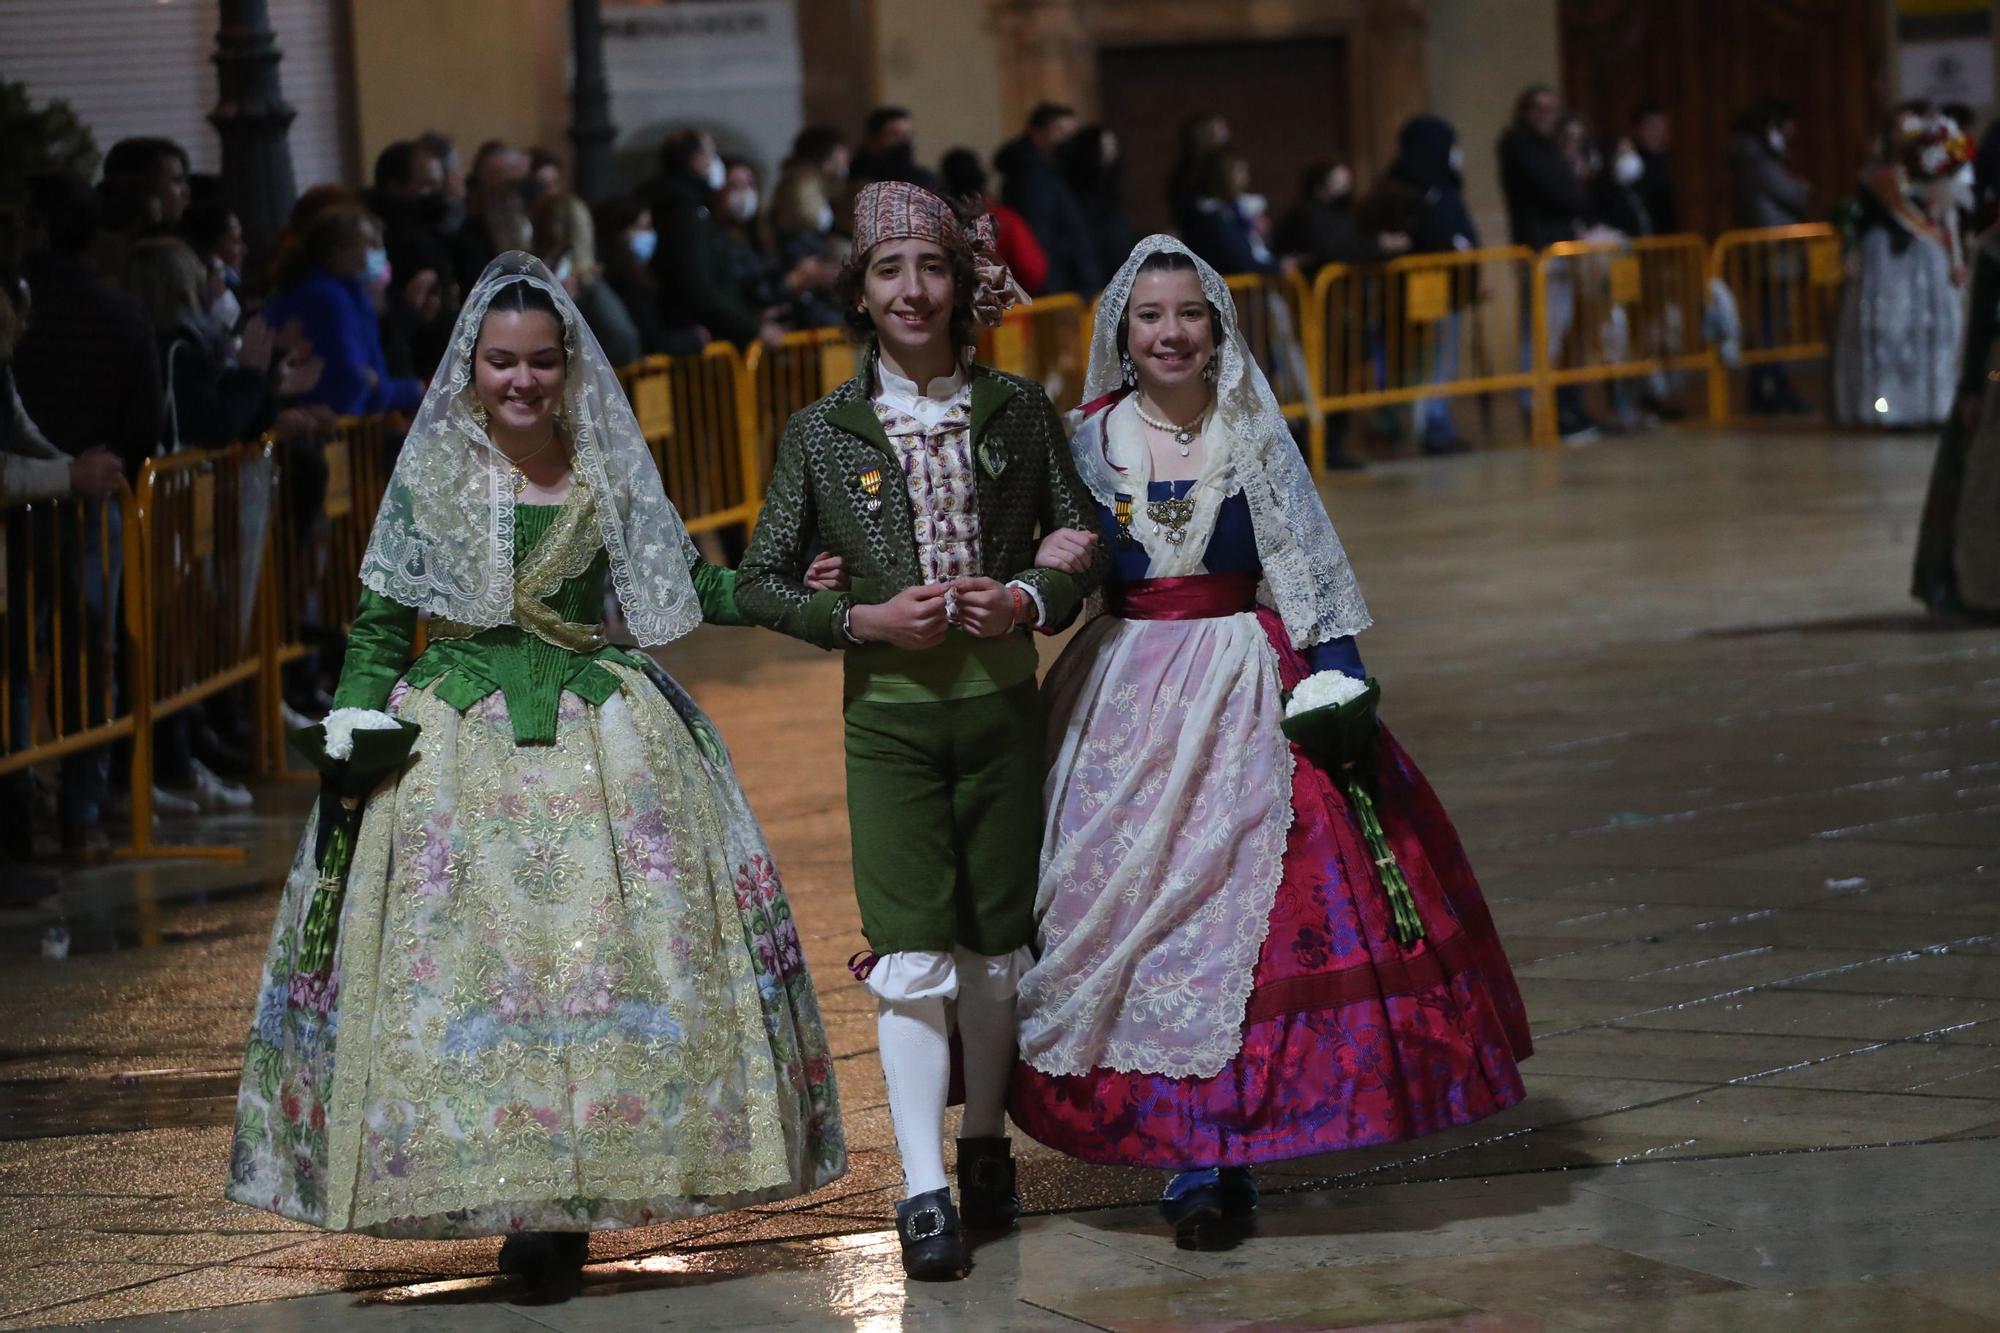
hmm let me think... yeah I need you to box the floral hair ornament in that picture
[848,180,1029,330]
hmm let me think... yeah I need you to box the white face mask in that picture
[816,202,835,233]
[554,254,575,284]
[1449,144,1465,174]
[1767,127,1787,154]
[705,156,727,191]
[629,228,658,263]
[727,189,760,224]
[1238,192,1267,220]
[1614,149,1644,186]
[208,286,242,336]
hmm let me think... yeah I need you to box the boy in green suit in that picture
[737,181,1104,1280]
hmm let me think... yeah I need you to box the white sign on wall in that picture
[1899,37,1995,109]
[600,0,804,189]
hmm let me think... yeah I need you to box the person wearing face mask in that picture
[645,129,787,348]
[850,106,939,192]
[1276,159,1411,463]
[530,190,642,368]
[1277,159,1409,274]
[1366,115,1482,454]
[996,103,1103,295]
[1728,99,1813,415]
[591,195,704,357]
[449,140,533,297]
[263,202,423,416]
[771,126,851,261]
[367,140,456,380]
[1185,149,1287,278]
[715,159,841,332]
[1630,104,1680,235]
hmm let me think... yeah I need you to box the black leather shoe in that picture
[1161,1181,1227,1251]
[499,1230,587,1294]
[1218,1166,1260,1234]
[956,1136,1020,1231]
[896,1187,967,1280]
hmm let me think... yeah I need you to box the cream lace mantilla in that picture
[359,252,701,647]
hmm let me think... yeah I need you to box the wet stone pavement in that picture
[1,430,1997,1330]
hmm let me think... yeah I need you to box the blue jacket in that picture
[263,269,423,416]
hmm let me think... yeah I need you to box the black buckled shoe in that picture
[956,1136,1020,1231]
[1161,1179,1227,1251]
[896,1188,967,1280]
[1218,1166,1260,1235]
[498,1230,588,1294]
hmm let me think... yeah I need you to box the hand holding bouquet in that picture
[1281,673,1425,946]
[285,708,422,973]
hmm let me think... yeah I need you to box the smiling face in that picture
[473,306,566,439]
[1124,266,1216,395]
[861,237,956,364]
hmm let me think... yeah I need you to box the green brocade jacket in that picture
[736,352,1107,700]
[331,493,739,745]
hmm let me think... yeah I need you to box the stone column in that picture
[987,0,1095,129]
[210,0,298,280]
[1352,0,1430,181]
[568,0,617,203]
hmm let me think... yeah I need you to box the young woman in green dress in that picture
[225,252,845,1290]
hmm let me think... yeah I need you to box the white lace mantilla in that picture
[1071,233,1371,648]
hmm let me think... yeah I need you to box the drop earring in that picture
[1202,356,1220,385]
[1120,352,1137,387]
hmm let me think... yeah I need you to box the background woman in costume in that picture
[1918,220,2000,617]
[224,252,845,1291]
[1832,107,1972,429]
[1013,236,1531,1250]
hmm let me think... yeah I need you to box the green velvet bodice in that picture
[332,503,740,744]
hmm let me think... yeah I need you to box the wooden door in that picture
[1559,0,1888,237]
[1098,37,1351,240]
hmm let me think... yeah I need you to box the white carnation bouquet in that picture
[285,707,422,972]
[1279,670,1424,945]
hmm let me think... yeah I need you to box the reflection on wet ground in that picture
[1,432,1997,1329]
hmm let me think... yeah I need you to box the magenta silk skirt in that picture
[1010,580,1532,1170]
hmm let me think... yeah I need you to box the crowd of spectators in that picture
[0,84,1885,869]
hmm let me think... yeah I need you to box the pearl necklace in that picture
[1132,400,1203,457]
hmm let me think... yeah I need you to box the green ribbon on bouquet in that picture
[284,718,422,974]
[1278,677,1426,947]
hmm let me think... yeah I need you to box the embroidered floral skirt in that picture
[225,663,845,1237]
[1010,608,1531,1170]
[1832,228,1961,429]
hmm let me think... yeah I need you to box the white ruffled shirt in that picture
[869,361,1045,627]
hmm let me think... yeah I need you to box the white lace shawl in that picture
[357,251,702,646]
[1074,233,1370,646]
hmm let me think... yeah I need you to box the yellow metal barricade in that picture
[126,444,276,859]
[1706,222,1843,421]
[621,344,763,536]
[0,490,138,786]
[1224,273,1323,462]
[744,328,855,483]
[979,294,1091,414]
[1532,234,1711,445]
[1309,245,1540,461]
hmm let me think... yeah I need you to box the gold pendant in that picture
[1145,497,1196,546]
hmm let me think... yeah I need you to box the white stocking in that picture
[877,996,952,1198]
[952,949,1019,1140]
